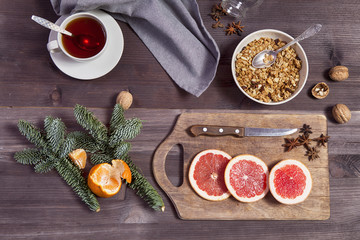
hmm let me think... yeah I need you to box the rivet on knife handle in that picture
[190,125,245,137]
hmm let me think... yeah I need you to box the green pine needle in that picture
[109,104,126,133]
[59,137,76,158]
[90,153,113,165]
[34,158,55,173]
[67,131,100,153]
[55,158,100,212]
[18,120,48,149]
[113,142,131,160]
[14,148,44,165]
[73,104,108,144]
[44,116,66,153]
[109,118,142,147]
[121,156,165,212]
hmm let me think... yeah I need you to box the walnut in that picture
[329,66,349,81]
[311,82,329,99]
[332,104,351,124]
[116,91,133,110]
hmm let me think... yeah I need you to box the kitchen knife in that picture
[189,125,297,137]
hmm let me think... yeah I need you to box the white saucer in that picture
[48,10,124,80]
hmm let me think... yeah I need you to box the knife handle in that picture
[189,125,245,137]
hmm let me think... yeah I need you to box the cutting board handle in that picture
[153,137,180,194]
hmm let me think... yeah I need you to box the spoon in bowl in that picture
[252,24,322,68]
[31,15,100,50]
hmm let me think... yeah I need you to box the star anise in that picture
[282,137,301,152]
[225,24,237,35]
[313,134,330,147]
[212,3,223,12]
[212,21,224,28]
[209,11,222,21]
[298,134,312,149]
[300,124,313,136]
[232,21,245,32]
[305,147,320,161]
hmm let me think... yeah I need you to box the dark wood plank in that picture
[0,0,359,111]
[0,107,359,239]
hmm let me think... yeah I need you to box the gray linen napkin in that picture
[50,0,220,97]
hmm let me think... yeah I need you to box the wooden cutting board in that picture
[153,112,330,220]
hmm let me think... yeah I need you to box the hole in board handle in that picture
[165,144,184,187]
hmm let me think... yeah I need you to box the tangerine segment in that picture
[269,159,312,205]
[68,148,87,169]
[224,154,269,202]
[188,149,231,201]
[87,160,132,198]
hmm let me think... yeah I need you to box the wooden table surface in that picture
[1,0,359,239]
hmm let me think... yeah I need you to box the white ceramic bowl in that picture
[231,29,309,105]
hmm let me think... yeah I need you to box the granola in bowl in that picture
[231,30,308,105]
[235,37,301,103]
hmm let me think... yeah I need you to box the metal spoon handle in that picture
[31,15,72,36]
[276,24,322,53]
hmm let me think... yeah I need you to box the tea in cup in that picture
[47,12,107,61]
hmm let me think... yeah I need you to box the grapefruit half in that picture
[224,154,269,202]
[269,159,312,204]
[188,149,232,201]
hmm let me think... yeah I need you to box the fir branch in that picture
[18,120,48,149]
[67,131,100,153]
[59,136,76,158]
[90,153,113,165]
[34,158,55,173]
[109,118,142,147]
[109,104,126,133]
[16,117,100,212]
[121,156,165,211]
[113,142,131,160]
[73,104,109,144]
[55,158,100,212]
[73,104,164,211]
[44,116,66,154]
[14,148,44,165]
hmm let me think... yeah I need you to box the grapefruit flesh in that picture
[224,155,269,202]
[188,149,231,201]
[269,159,312,204]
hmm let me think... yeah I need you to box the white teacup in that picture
[47,12,108,62]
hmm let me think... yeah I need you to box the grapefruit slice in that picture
[188,149,232,201]
[224,154,269,202]
[269,159,312,204]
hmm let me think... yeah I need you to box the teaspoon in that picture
[31,15,100,50]
[252,24,322,68]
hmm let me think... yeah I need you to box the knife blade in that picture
[189,125,297,138]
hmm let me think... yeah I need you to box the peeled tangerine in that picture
[88,160,132,198]
[269,159,312,204]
